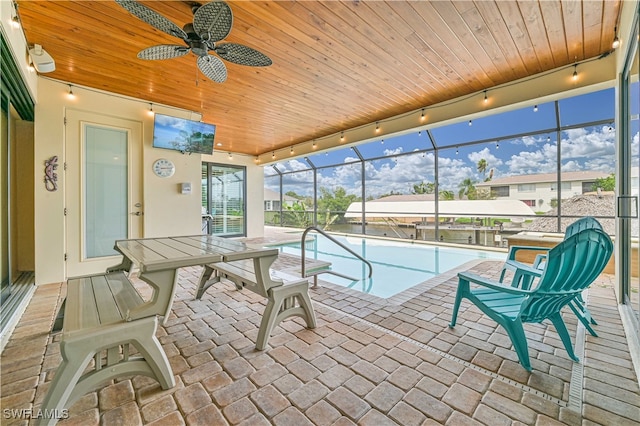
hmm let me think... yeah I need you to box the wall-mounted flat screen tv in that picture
[152,113,216,155]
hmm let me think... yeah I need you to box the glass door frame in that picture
[617,2,640,381]
[202,162,247,237]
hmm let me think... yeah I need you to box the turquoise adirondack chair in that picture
[498,217,604,336]
[449,226,613,371]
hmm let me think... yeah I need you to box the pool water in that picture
[273,235,506,298]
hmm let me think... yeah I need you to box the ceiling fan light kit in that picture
[115,0,272,83]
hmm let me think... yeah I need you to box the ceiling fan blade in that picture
[138,45,189,60]
[197,55,228,83]
[193,1,233,42]
[215,43,272,67]
[116,0,187,39]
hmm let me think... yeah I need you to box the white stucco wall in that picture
[33,78,264,285]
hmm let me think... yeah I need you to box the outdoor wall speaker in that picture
[28,44,55,73]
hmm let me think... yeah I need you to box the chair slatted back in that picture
[520,227,613,323]
[564,216,603,238]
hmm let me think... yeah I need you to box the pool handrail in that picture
[301,226,373,286]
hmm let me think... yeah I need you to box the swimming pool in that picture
[272,235,506,298]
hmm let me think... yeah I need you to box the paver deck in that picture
[1,231,639,425]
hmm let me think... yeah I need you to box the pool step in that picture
[305,269,359,287]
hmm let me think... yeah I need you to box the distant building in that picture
[475,171,609,212]
[264,188,297,211]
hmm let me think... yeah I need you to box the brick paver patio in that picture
[1,232,639,425]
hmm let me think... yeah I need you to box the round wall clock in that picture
[152,158,175,178]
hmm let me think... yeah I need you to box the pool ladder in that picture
[300,226,373,288]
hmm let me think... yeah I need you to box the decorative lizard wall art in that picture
[44,155,58,192]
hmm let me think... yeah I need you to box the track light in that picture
[612,35,620,49]
[11,2,19,28]
[312,139,317,148]
[228,152,233,159]
[290,146,294,155]
[533,105,538,112]
[421,109,425,121]
[148,103,154,116]
[456,146,459,155]
[67,84,75,99]
[375,122,380,133]
[572,64,578,81]
[612,27,620,49]
[340,132,345,142]
[468,120,472,126]
[496,141,500,150]
[272,152,275,159]
[483,90,488,104]
[418,131,421,137]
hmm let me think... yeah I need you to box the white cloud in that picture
[265,117,619,199]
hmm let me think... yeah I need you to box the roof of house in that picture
[525,193,621,235]
[370,194,436,202]
[476,171,609,187]
[264,188,297,202]
[345,198,535,218]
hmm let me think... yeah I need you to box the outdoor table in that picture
[108,235,279,324]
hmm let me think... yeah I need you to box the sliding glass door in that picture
[0,93,9,304]
[202,163,246,237]
[619,7,640,342]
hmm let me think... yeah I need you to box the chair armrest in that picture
[506,245,551,261]
[532,253,548,268]
[502,259,543,276]
[458,271,534,295]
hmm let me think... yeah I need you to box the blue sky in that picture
[266,88,637,198]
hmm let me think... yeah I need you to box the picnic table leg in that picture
[106,246,133,273]
[256,282,316,350]
[40,342,94,425]
[195,265,223,299]
[128,269,179,324]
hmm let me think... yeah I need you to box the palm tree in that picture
[477,158,488,176]
[458,178,477,199]
[439,190,454,200]
[412,181,435,194]
[485,167,494,182]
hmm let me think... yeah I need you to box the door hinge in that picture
[63,117,67,126]
[63,208,67,216]
[64,162,67,171]
[64,253,68,261]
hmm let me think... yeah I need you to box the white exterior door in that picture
[65,109,143,277]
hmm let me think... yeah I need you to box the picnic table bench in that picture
[41,235,316,422]
[40,272,174,424]
[196,257,317,350]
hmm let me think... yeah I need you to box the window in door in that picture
[84,125,128,258]
[202,163,246,237]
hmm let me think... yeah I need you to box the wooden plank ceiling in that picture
[17,0,620,156]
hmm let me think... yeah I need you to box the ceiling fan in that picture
[115,0,272,83]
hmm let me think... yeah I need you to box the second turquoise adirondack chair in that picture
[449,226,613,371]
[498,217,604,336]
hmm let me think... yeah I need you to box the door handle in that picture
[130,211,143,216]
